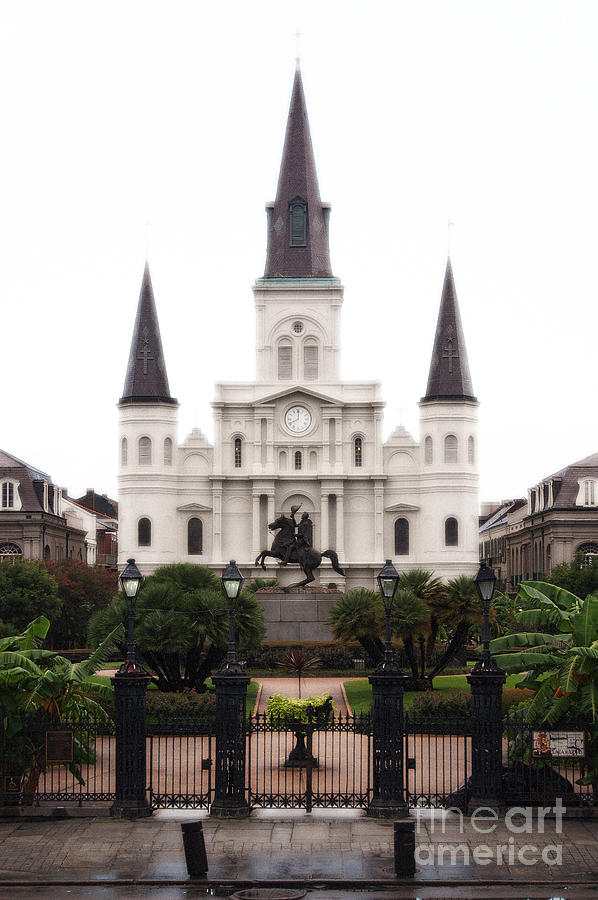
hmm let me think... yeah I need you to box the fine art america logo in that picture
[414,801,565,868]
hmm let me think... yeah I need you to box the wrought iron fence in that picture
[1,712,116,805]
[404,712,472,808]
[247,711,372,811]
[504,709,596,807]
[146,713,213,809]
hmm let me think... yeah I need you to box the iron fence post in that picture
[466,662,506,813]
[111,670,152,818]
[0,705,4,807]
[367,669,409,817]
[210,671,250,817]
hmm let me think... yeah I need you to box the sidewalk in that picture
[0,807,596,890]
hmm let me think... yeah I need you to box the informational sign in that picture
[532,730,585,758]
[45,730,74,763]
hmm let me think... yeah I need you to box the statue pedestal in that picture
[255,586,343,642]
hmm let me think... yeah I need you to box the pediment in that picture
[384,502,420,512]
[254,384,341,406]
[177,502,212,512]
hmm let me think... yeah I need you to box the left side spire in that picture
[120,263,177,405]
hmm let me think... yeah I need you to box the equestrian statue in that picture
[255,504,345,591]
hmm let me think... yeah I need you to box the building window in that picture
[424,436,433,465]
[164,437,173,466]
[0,542,22,559]
[1,482,14,508]
[289,197,307,246]
[585,481,596,506]
[278,342,292,380]
[293,321,303,334]
[295,450,302,470]
[354,437,363,467]
[578,542,598,566]
[468,436,475,465]
[139,436,152,465]
[310,450,317,470]
[445,517,459,547]
[394,518,409,555]
[234,438,242,468]
[444,434,458,464]
[138,518,151,547]
[121,437,128,466]
[279,450,287,471]
[304,342,318,380]
[188,518,203,555]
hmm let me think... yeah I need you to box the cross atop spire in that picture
[263,65,332,278]
[421,259,476,403]
[120,263,177,405]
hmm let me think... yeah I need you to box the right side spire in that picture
[422,259,476,402]
[264,64,332,278]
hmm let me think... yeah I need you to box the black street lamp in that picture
[117,558,145,675]
[218,560,245,674]
[471,558,501,674]
[376,559,401,673]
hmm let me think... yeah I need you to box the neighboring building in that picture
[118,65,480,589]
[74,490,118,568]
[479,499,526,592]
[480,452,598,590]
[0,449,87,562]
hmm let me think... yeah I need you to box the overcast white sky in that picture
[2,0,596,506]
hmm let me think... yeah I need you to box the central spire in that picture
[264,64,332,278]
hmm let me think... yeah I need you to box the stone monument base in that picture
[255,586,342,642]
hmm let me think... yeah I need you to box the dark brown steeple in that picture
[264,64,332,278]
[422,259,476,402]
[120,263,177,405]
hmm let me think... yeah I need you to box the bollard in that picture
[181,820,208,877]
[394,818,415,877]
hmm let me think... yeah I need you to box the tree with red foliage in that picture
[45,560,118,649]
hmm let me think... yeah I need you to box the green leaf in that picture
[488,632,564,652]
[572,594,598,648]
[519,581,581,611]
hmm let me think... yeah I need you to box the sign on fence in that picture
[45,730,74,763]
[532,730,585,758]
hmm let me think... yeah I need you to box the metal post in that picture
[211,670,250,817]
[111,668,151,818]
[466,598,506,813]
[0,705,4,807]
[367,667,409,817]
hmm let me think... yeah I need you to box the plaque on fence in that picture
[532,730,585,758]
[46,730,74,763]
[3,775,21,792]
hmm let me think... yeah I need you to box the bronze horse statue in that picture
[255,513,345,591]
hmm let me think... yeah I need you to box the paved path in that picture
[0,808,596,890]
[256,677,349,714]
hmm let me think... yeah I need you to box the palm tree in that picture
[426,575,481,680]
[398,569,444,676]
[328,588,384,664]
[390,588,430,683]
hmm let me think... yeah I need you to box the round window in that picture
[292,321,303,334]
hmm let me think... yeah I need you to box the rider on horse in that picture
[281,507,313,566]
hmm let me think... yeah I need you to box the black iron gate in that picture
[247,711,372,811]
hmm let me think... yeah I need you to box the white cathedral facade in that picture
[118,67,479,590]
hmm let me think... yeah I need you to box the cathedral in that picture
[118,66,479,590]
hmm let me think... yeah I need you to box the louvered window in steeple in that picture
[290,198,307,247]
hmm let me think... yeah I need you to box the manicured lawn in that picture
[344,671,525,716]
[86,675,259,716]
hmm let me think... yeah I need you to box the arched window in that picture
[584,481,596,506]
[121,437,128,466]
[394,518,409,555]
[295,450,302,470]
[279,450,287,471]
[444,434,458,464]
[310,450,317,470]
[139,436,152,465]
[445,517,458,547]
[234,438,242,468]
[354,437,363,467]
[164,437,173,466]
[289,197,307,246]
[138,517,151,547]
[424,436,433,465]
[578,542,598,566]
[1,482,15,508]
[0,542,22,559]
[44,544,51,560]
[304,341,318,380]
[278,341,292,380]
[188,518,203,555]
[467,436,475,465]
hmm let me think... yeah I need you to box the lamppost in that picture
[466,558,506,813]
[211,560,250,817]
[111,557,151,818]
[218,559,245,674]
[367,560,408,818]
[118,557,145,675]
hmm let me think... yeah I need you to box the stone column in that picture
[212,482,223,562]
[251,493,261,559]
[374,482,384,560]
[336,492,345,559]
[320,492,329,548]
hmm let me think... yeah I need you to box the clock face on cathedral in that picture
[284,405,312,434]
